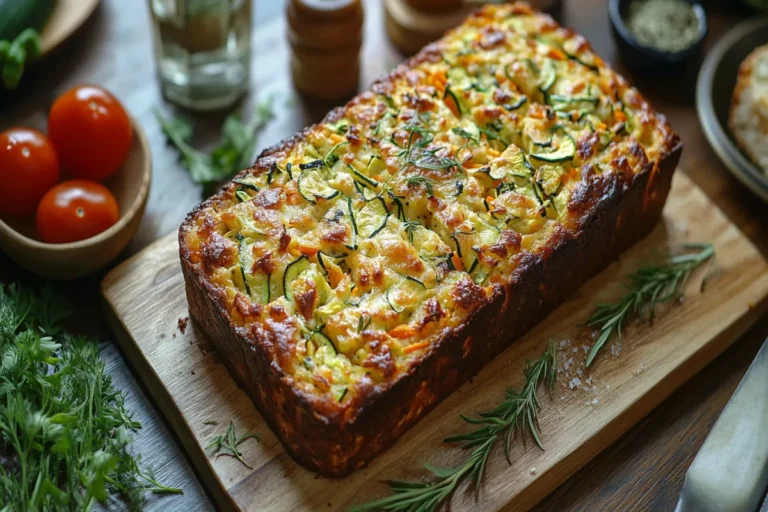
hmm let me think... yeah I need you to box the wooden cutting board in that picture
[101,173,768,512]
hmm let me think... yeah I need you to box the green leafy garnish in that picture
[206,420,259,469]
[0,284,181,509]
[156,95,275,196]
[402,220,421,244]
[0,29,41,89]
[348,341,557,512]
[585,243,715,367]
[405,176,436,196]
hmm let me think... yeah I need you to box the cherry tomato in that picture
[36,180,120,244]
[48,85,133,181]
[0,128,60,217]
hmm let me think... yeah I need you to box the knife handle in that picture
[676,338,768,512]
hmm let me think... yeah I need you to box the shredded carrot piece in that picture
[403,340,430,354]
[374,174,383,182]
[444,95,461,118]
[297,244,319,257]
[572,82,586,94]
[389,325,417,339]
[614,110,627,122]
[451,252,464,271]
[548,48,566,61]
[485,195,495,204]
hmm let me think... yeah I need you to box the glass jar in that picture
[148,0,252,111]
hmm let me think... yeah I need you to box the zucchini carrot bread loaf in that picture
[179,3,680,477]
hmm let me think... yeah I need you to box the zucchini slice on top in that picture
[298,166,340,204]
[235,234,270,305]
[355,196,390,239]
[530,129,576,163]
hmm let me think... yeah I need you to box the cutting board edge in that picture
[99,173,768,511]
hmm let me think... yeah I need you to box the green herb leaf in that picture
[0,283,182,509]
[156,95,275,197]
[207,420,259,469]
[347,341,557,512]
[584,243,715,367]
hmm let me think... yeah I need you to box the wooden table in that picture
[1,1,766,510]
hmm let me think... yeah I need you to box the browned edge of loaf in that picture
[178,21,683,480]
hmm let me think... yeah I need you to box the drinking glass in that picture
[148,0,252,111]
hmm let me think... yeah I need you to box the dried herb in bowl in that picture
[627,0,701,53]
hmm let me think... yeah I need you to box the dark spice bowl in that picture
[608,0,708,74]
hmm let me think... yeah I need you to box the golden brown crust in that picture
[179,3,681,477]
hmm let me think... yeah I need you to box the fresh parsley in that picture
[0,284,181,510]
[156,96,275,197]
[348,342,557,512]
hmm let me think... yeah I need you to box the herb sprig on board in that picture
[156,96,275,197]
[348,341,557,512]
[206,420,259,469]
[585,243,715,367]
[0,284,181,509]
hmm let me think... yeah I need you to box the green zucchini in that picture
[235,234,270,305]
[530,131,576,163]
[386,277,426,314]
[538,59,557,93]
[311,330,337,356]
[283,256,310,302]
[232,177,260,192]
[298,167,340,204]
[331,384,347,402]
[355,196,389,239]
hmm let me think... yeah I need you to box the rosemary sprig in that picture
[585,243,715,367]
[206,420,259,469]
[348,341,557,512]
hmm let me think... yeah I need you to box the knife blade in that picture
[675,337,768,512]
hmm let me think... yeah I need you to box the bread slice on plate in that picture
[730,44,768,175]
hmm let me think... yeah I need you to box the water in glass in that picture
[149,0,251,111]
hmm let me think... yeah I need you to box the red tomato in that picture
[0,128,60,217]
[48,85,133,181]
[36,180,120,244]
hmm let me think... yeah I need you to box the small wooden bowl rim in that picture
[0,120,151,252]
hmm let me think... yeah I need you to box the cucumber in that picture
[235,234,270,305]
[283,256,310,302]
[0,0,55,42]
[298,167,339,204]
[355,196,389,239]
[530,131,576,163]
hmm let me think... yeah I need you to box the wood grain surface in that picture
[101,174,768,512]
[2,1,768,511]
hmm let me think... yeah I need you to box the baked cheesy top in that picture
[182,4,676,410]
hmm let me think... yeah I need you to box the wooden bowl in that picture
[0,122,151,279]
